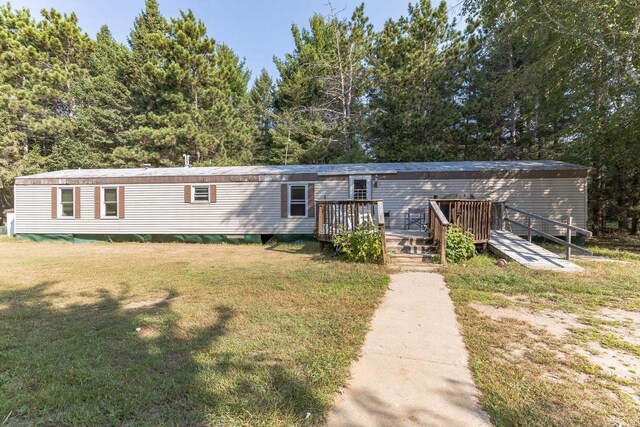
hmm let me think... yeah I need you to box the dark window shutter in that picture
[51,187,57,219]
[74,187,81,219]
[281,184,288,218]
[307,184,315,218]
[118,186,125,219]
[94,187,100,219]
[210,185,217,203]
[184,185,191,203]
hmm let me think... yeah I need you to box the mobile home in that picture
[13,161,589,242]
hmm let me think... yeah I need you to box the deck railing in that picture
[503,204,593,260]
[429,200,449,265]
[316,200,387,262]
[432,199,492,244]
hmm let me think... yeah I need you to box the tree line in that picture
[1,0,638,234]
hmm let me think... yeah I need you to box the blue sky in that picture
[9,0,464,80]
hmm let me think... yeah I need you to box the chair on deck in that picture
[404,207,427,230]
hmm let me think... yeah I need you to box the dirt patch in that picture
[597,308,640,346]
[123,296,172,310]
[618,385,640,405]
[498,293,531,304]
[574,343,640,381]
[469,303,581,339]
[135,326,161,339]
[598,308,640,324]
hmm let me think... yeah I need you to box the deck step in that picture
[385,236,430,246]
[387,244,436,255]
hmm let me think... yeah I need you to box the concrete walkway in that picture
[326,272,491,427]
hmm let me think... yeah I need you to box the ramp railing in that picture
[502,205,593,259]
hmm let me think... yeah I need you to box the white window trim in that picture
[101,186,119,219]
[349,175,371,200]
[288,183,308,219]
[58,187,75,219]
[191,185,210,203]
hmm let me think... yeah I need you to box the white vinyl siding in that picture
[14,180,347,235]
[14,176,586,236]
[373,177,587,235]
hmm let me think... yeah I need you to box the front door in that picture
[349,175,371,200]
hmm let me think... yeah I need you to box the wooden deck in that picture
[489,230,584,272]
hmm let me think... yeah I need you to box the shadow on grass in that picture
[0,281,323,425]
[264,241,342,265]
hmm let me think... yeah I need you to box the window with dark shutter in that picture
[103,188,118,218]
[289,185,307,217]
[193,185,210,202]
[60,188,74,217]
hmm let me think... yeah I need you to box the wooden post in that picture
[440,225,447,266]
[501,202,506,231]
[527,216,532,242]
[380,225,387,264]
[565,216,573,260]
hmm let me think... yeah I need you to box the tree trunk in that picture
[631,212,639,236]
[617,168,628,230]
[591,164,605,237]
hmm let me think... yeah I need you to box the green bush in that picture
[332,222,383,263]
[445,225,476,263]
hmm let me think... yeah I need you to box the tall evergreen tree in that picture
[248,69,275,163]
[119,6,253,166]
[367,0,464,161]
[273,4,374,164]
[48,25,133,170]
[0,5,92,217]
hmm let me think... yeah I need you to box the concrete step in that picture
[391,264,441,272]
[386,244,436,255]
[388,253,436,264]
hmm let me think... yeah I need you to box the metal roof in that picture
[18,160,588,179]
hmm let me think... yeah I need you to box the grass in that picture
[540,232,640,262]
[0,239,389,426]
[584,232,640,261]
[444,252,640,426]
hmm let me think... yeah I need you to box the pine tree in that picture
[49,25,133,170]
[367,0,463,162]
[248,69,275,163]
[120,5,253,166]
[0,5,93,217]
[273,4,374,164]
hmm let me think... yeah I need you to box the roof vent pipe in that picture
[183,154,191,168]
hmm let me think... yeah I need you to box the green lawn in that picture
[0,240,388,426]
[444,236,640,426]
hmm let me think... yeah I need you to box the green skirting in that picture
[15,233,315,244]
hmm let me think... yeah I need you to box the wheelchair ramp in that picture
[489,230,584,272]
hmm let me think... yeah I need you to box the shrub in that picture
[445,225,476,263]
[332,222,383,263]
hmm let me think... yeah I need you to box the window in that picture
[289,185,307,217]
[349,176,371,200]
[103,188,118,218]
[60,188,74,217]
[353,179,368,199]
[193,185,210,202]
